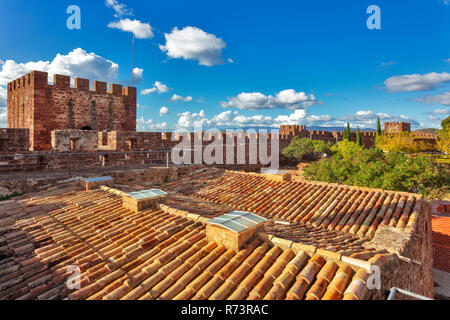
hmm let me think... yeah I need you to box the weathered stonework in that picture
[51,130,99,152]
[385,122,411,134]
[7,71,136,151]
[0,129,30,153]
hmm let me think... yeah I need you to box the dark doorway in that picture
[81,126,93,131]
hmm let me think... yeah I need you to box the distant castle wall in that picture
[279,125,377,148]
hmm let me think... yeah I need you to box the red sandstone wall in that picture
[0,129,30,153]
[7,71,136,151]
[385,122,411,134]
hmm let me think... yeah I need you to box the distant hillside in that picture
[414,128,440,135]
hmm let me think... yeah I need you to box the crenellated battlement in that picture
[7,71,137,151]
[8,71,136,97]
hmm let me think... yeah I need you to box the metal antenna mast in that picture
[131,34,135,85]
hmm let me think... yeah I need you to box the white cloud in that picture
[429,108,450,115]
[108,19,154,39]
[0,48,120,86]
[220,89,318,110]
[338,110,421,128]
[385,72,450,92]
[141,81,170,95]
[415,91,450,106]
[0,59,4,65]
[228,58,234,64]
[159,26,226,66]
[137,117,168,131]
[170,94,193,102]
[174,108,333,131]
[159,106,169,116]
[105,0,133,17]
[132,67,143,82]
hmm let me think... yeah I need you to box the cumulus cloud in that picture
[159,106,169,116]
[141,81,170,95]
[0,48,120,86]
[174,108,333,131]
[428,108,450,115]
[170,94,193,102]
[415,91,450,106]
[220,89,318,110]
[108,19,154,39]
[105,0,133,17]
[337,110,421,129]
[385,72,450,92]
[137,117,168,131]
[159,26,226,66]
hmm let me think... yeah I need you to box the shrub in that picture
[304,142,449,197]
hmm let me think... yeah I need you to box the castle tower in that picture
[7,71,137,151]
[384,122,411,134]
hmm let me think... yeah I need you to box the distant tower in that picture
[384,122,411,134]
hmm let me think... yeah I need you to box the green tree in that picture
[437,116,450,154]
[377,117,382,135]
[442,115,450,130]
[282,137,315,161]
[303,146,449,197]
[312,140,331,154]
[356,127,362,147]
[376,117,382,147]
[343,123,351,141]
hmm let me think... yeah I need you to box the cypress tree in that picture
[343,122,350,141]
[356,127,362,146]
[376,117,382,147]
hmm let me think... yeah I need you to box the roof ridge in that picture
[224,170,424,198]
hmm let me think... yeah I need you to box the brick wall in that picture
[7,71,136,151]
[51,130,99,152]
[0,129,30,153]
[385,122,411,134]
[366,200,434,299]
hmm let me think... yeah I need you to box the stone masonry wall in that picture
[51,130,99,152]
[7,71,136,151]
[365,200,434,299]
[0,129,30,153]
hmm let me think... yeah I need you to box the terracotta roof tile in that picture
[0,174,400,300]
[187,172,420,239]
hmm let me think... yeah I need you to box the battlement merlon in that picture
[7,71,136,97]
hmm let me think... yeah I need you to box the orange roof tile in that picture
[0,188,376,300]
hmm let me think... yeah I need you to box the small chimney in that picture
[206,211,267,251]
[261,169,291,182]
[81,176,114,191]
[122,189,168,212]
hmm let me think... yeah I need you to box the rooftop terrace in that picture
[0,168,434,300]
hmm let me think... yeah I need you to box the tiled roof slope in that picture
[190,171,423,239]
[0,189,376,300]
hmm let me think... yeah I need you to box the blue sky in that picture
[0,0,449,131]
